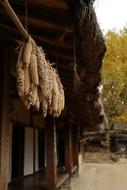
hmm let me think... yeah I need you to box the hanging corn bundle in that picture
[51,69,59,116]
[49,69,65,118]
[36,48,53,107]
[16,42,25,97]
[16,36,65,118]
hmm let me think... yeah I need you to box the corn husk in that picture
[51,70,59,114]
[30,51,39,86]
[24,67,30,95]
[57,94,62,117]
[22,83,34,110]
[61,88,65,111]
[41,99,48,118]
[23,36,32,68]
[39,47,46,59]
[16,43,25,97]
[56,73,65,112]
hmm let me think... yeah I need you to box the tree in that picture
[102,28,127,123]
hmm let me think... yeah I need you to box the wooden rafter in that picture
[11,0,68,10]
[0,23,72,49]
[0,9,69,32]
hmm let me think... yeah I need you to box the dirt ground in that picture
[84,150,112,163]
[72,160,127,190]
[61,156,127,190]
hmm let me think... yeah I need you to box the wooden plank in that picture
[64,117,73,174]
[72,127,79,167]
[12,0,68,10]
[0,23,72,49]
[18,15,68,31]
[0,37,11,190]
[45,116,57,190]
[56,173,69,189]
[0,8,69,32]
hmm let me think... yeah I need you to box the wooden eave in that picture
[0,0,107,130]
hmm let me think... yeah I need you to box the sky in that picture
[94,0,127,33]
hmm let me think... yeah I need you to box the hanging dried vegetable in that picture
[16,36,65,118]
[30,50,39,86]
[16,42,25,97]
[23,36,32,68]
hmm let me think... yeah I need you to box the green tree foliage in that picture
[102,28,127,123]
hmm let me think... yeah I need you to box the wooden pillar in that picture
[0,38,11,190]
[45,116,57,190]
[64,118,73,174]
[30,112,36,174]
[73,127,78,167]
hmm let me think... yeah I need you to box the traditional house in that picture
[0,0,106,190]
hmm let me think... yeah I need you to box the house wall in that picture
[35,129,39,172]
[24,127,39,175]
[8,126,39,182]
[8,123,13,183]
[24,127,34,176]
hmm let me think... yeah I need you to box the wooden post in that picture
[45,116,57,190]
[30,111,36,174]
[0,38,11,190]
[73,127,78,167]
[64,117,73,174]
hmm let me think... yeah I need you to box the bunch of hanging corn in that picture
[16,36,65,118]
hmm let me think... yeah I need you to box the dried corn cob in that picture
[23,36,32,68]
[32,85,38,105]
[49,106,53,115]
[56,72,65,112]
[30,51,39,86]
[24,67,30,95]
[37,48,53,106]
[61,88,65,111]
[22,83,34,110]
[57,94,62,117]
[22,96,30,110]
[52,70,59,114]
[16,67,24,97]
[16,42,25,97]
[16,42,24,68]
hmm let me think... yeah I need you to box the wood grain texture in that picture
[0,38,11,190]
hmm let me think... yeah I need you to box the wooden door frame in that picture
[0,35,11,190]
[11,124,25,181]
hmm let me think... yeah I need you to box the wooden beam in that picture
[64,117,73,174]
[0,0,28,39]
[0,7,69,32]
[12,0,68,10]
[45,116,57,190]
[0,23,73,49]
[73,127,79,167]
[0,36,11,190]
[19,15,68,32]
[47,51,73,61]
